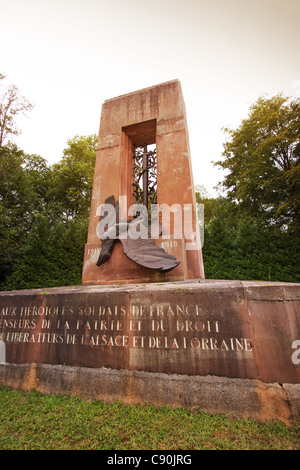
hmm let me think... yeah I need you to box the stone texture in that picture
[1,279,299,422]
[0,362,295,423]
[0,280,299,384]
[282,384,300,419]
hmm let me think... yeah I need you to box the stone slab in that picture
[0,362,295,423]
[0,280,299,385]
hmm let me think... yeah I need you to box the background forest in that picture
[0,75,299,290]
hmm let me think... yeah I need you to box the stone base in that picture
[0,279,299,422]
[0,362,298,424]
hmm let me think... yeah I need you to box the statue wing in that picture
[96,196,180,272]
[96,195,118,266]
[98,195,119,234]
[119,235,180,272]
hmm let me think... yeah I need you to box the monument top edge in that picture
[0,279,299,299]
[104,79,181,104]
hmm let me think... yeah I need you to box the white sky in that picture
[1,0,300,196]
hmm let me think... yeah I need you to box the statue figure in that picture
[96,196,180,273]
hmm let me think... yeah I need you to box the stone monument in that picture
[0,80,299,423]
[82,79,204,285]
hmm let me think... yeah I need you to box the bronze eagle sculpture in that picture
[96,195,180,273]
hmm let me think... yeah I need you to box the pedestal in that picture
[1,280,299,422]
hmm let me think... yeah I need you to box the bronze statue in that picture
[96,196,180,273]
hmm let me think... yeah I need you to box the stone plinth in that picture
[1,280,299,421]
[0,280,299,382]
[82,80,204,285]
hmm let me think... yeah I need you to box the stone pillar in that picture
[82,79,204,285]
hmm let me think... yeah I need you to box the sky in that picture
[1,0,300,196]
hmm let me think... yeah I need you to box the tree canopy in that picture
[0,135,96,290]
[48,134,97,219]
[215,94,300,230]
[0,74,34,147]
[196,194,299,283]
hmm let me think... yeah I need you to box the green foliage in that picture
[215,94,300,230]
[202,93,300,282]
[0,134,96,291]
[48,134,97,219]
[0,144,51,286]
[199,196,300,282]
[5,215,88,290]
[0,387,298,450]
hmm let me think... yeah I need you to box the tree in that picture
[5,215,88,290]
[196,192,300,283]
[0,74,34,147]
[1,134,97,290]
[0,144,51,287]
[215,94,300,230]
[48,134,97,219]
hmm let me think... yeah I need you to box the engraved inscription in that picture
[0,303,253,353]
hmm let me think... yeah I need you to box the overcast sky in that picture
[1,0,300,195]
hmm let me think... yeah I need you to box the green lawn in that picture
[0,386,299,450]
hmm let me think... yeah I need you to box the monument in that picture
[82,79,204,285]
[0,80,299,423]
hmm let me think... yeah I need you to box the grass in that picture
[0,386,299,450]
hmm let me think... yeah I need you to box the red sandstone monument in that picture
[0,80,299,423]
[82,79,204,285]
